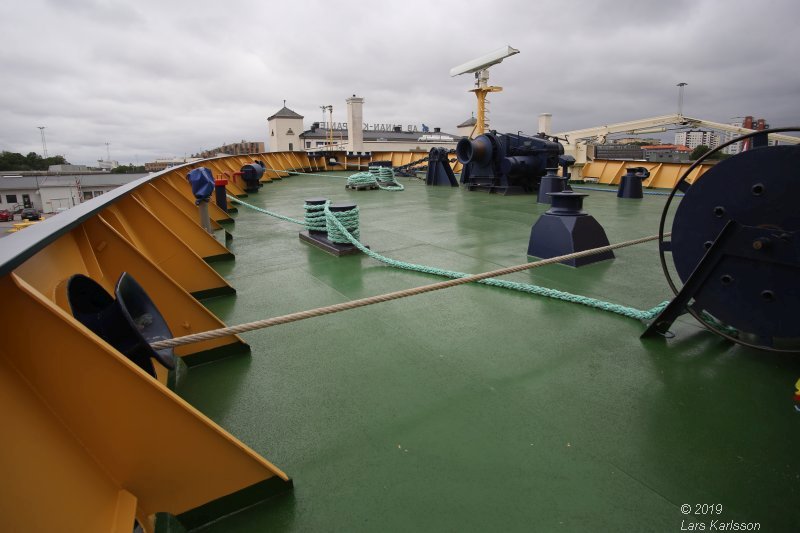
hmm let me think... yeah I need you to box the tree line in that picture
[0,151,68,171]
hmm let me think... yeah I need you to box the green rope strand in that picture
[228,195,305,225]
[320,202,668,321]
[229,194,668,322]
[346,168,405,191]
[303,203,327,231]
[326,207,361,243]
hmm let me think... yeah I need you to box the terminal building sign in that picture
[321,122,422,132]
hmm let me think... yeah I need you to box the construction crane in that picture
[450,46,519,138]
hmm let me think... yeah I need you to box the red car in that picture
[0,209,12,222]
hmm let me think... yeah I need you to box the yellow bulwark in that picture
[1,160,295,533]
[0,149,705,531]
[581,159,714,188]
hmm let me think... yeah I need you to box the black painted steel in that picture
[617,167,650,199]
[240,163,265,193]
[537,168,569,204]
[527,191,614,267]
[425,147,458,186]
[457,132,565,194]
[650,128,800,352]
[67,272,175,377]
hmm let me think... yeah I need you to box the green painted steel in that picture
[231,194,668,321]
[193,174,799,532]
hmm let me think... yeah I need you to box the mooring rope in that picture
[229,194,668,319]
[326,206,361,242]
[150,231,667,350]
[346,166,405,191]
[303,202,327,231]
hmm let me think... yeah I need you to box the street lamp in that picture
[676,83,688,117]
[37,126,48,158]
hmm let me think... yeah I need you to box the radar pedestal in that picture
[527,191,614,267]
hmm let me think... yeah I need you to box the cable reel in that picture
[643,127,800,353]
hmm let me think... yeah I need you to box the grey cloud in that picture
[1,0,798,164]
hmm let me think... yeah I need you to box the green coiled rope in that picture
[303,202,327,231]
[326,207,360,242]
[228,195,668,321]
[346,167,405,191]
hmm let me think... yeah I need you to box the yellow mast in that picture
[470,84,503,137]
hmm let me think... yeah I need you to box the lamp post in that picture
[676,82,688,117]
[37,126,48,158]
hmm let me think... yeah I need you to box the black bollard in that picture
[527,191,614,267]
[617,167,650,199]
[537,168,569,204]
[298,201,368,256]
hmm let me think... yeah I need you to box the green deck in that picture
[176,173,799,531]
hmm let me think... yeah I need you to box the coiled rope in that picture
[326,206,360,242]
[346,166,405,191]
[303,202,327,232]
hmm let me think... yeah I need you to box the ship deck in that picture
[175,172,799,531]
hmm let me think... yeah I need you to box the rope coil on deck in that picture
[326,206,360,242]
[303,202,327,231]
[346,167,405,191]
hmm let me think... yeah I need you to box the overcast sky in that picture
[1,0,798,165]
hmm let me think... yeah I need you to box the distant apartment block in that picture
[144,158,202,172]
[674,130,721,150]
[723,119,774,155]
[196,140,265,159]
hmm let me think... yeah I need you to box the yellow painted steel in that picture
[98,196,234,296]
[132,184,234,262]
[150,177,225,230]
[471,86,502,137]
[0,273,288,533]
[12,218,245,360]
[159,173,231,225]
[582,159,715,189]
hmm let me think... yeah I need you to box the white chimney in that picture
[538,113,552,135]
[346,95,365,153]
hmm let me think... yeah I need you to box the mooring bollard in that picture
[528,191,614,267]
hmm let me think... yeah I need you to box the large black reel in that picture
[647,128,800,353]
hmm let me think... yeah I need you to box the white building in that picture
[268,100,461,154]
[267,105,304,152]
[0,175,140,213]
[95,160,120,171]
[674,130,721,150]
[456,116,477,138]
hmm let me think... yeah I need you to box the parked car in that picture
[21,208,42,221]
[0,209,12,222]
